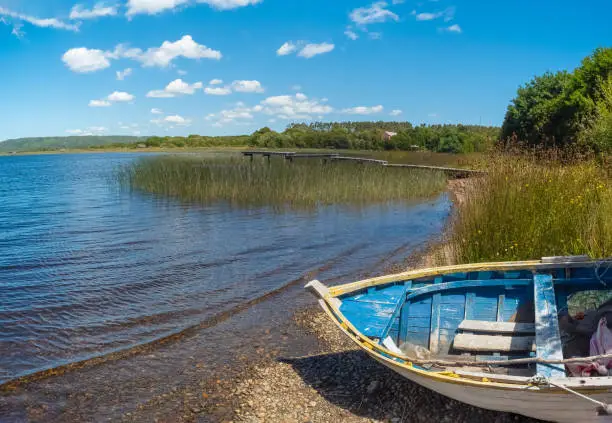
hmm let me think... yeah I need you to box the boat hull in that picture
[305,257,612,423]
[370,352,612,423]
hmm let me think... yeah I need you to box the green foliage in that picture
[448,154,612,264]
[248,122,498,153]
[585,76,612,152]
[0,136,143,152]
[501,47,612,149]
[119,155,448,209]
[501,71,572,145]
[140,135,250,148]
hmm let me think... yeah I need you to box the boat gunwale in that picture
[312,259,612,393]
[328,259,609,297]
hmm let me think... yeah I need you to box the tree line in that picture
[110,123,499,154]
[501,47,612,152]
[249,122,499,153]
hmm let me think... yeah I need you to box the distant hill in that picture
[0,136,144,152]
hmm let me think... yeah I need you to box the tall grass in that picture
[119,155,448,209]
[448,153,612,263]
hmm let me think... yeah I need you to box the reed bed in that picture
[119,155,448,209]
[448,154,612,263]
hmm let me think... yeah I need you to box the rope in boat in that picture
[399,352,612,367]
[595,258,612,287]
[527,375,612,415]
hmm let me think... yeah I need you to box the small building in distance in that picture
[383,131,397,141]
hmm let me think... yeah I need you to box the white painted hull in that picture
[370,352,612,423]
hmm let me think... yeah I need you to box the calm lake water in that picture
[0,153,451,384]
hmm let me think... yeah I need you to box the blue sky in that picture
[0,0,610,140]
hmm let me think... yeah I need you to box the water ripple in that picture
[0,153,451,384]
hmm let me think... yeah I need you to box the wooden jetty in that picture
[330,156,388,165]
[241,151,485,177]
[242,151,294,158]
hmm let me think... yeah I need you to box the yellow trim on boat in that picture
[329,259,559,297]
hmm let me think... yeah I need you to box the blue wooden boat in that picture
[306,257,612,422]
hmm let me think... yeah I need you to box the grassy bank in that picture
[119,154,448,209]
[448,153,612,263]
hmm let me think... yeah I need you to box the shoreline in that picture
[0,179,532,423]
[214,178,537,423]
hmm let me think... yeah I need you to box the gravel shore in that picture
[224,180,539,423]
[227,307,540,423]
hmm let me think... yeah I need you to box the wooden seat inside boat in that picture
[454,320,536,353]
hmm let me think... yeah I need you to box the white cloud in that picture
[62,48,110,73]
[0,6,79,32]
[277,41,334,58]
[221,108,254,120]
[132,35,222,67]
[66,126,108,135]
[343,105,384,115]
[177,69,188,75]
[291,85,302,91]
[206,92,333,126]
[151,108,164,114]
[2,19,25,38]
[445,24,462,33]
[277,41,297,56]
[152,114,192,126]
[196,0,262,10]
[205,86,232,95]
[261,93,333,117]
[350,2,399,26]
[147,78,204,98]
[116,68,133,80]
[90,91,134,107]
[126,0,189,16]
[89,99,111,107]
[107,91,134,102]
[231,80,264,93]
[298,42,335,59]
[209,78,223,85]
[369,32,382,40]
[344,27,358,40]
[390,109,402,116]
[127,0,260,16]
[207,103,259,126]
[165,115,190,125]
[413,7,455,22]
[70,3,118,20]
[62,35,221,73]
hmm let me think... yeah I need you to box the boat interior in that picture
[336,262,612,378]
